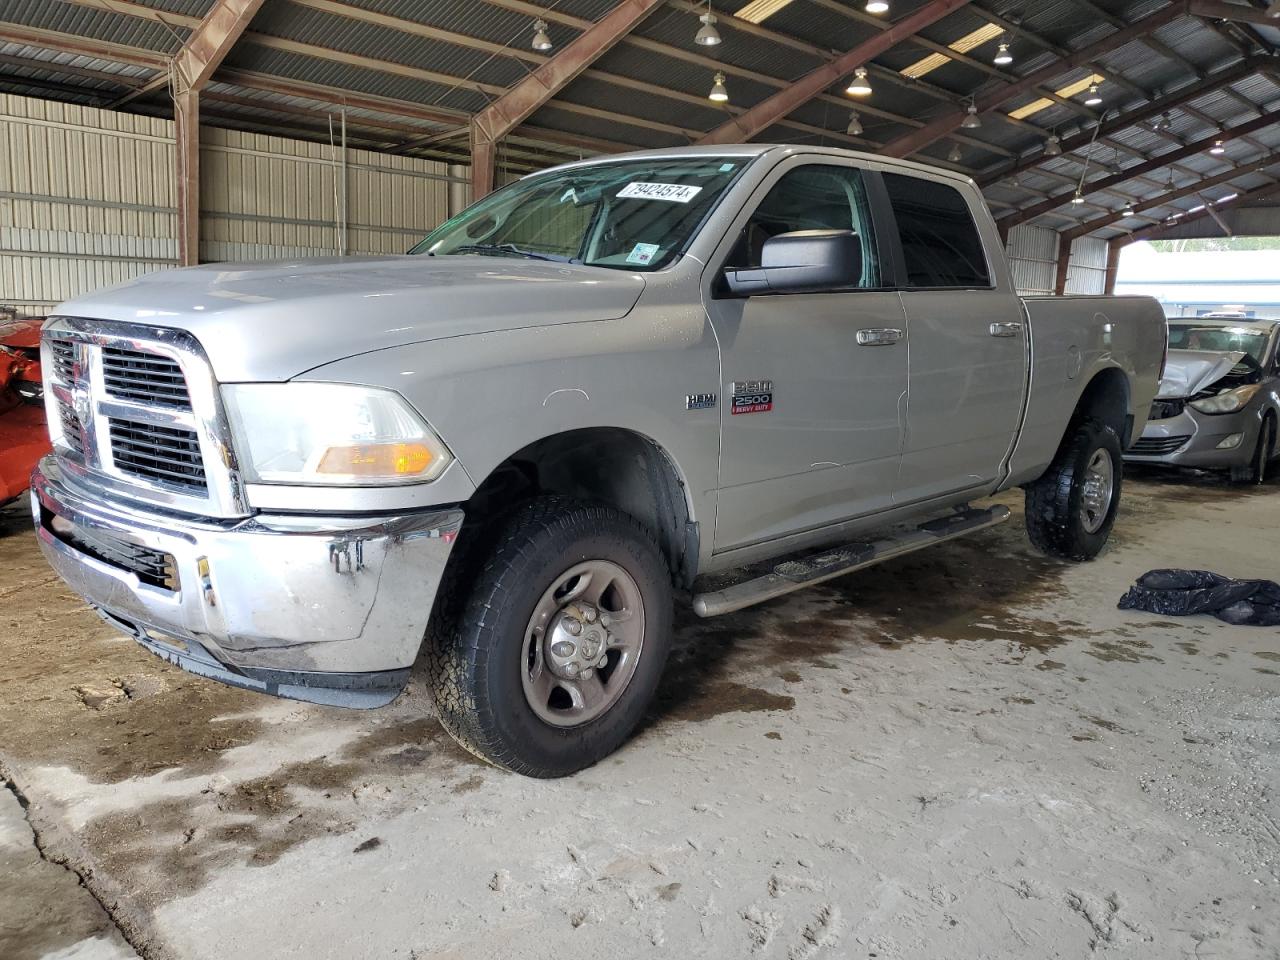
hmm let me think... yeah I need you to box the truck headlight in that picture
[222,383,453,485]
[1188,384,1260,415]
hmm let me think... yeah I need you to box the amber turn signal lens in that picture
[316,442,435,477]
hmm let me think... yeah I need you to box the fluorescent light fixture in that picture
[532,19,552,51]
[1188,204,1206,213]
[994,41,1013,66]
[734,0,794,23]
[846,66,872,96]
[1009,73,1105,120]
[901,23,1002,79]
[1218,192,1238,203]
[708,71,729,102]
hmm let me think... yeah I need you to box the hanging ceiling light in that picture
[1209,139,1226,155]
[1122,201,1135,217]
[1083,82,1102,107]
[531,18,552,52]
[961,101,981,129]
[866,0,890,13]
[695,1,722,46]
[846,110,863,136]
[708,71,729,102]
[846,66,872,96]
[947,143,962,163]
[993,41,1013,66]
[1044,132,1062,156]
[1072,189,1085,205]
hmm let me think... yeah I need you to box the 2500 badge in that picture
[731,379,773,415]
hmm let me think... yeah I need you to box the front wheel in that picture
[1024,417,1123,561]
[427,497,673,778]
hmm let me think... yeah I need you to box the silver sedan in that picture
[1126,317,1280,484]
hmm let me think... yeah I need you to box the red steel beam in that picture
[697,0,972,146]
[881,1,1191,160]
[998,109,1280,230]
[977,57,1266,187]
[1059,155,1280,241]
[469,0,664,197]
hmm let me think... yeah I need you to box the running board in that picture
[691,505,1011,618]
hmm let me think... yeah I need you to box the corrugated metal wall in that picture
[1,93,463,315]
[1006,224,1058,296]
[1063,237,1109,295]
[1005,225,1108,296]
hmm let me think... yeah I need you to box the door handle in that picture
[989,321,1024,338]
[856,327,904,346]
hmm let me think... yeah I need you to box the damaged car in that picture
[1126,316,1280,484]
[1,316,49,505]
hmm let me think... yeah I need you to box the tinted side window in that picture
[728,165,880,287]
[883,172,990,288]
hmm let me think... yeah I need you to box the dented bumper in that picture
[31,456,463,707]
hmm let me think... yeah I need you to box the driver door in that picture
[704,160,908,553]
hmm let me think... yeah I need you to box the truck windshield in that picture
[409,158,749,270]
[1168,323,1269,363]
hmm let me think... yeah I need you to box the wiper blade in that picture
[451,243,567,262]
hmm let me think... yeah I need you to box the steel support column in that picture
[174,87,200,268]
[1054,236,1073,296]
[1103,239,1123,295]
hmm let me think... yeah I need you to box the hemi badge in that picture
[686,393,717,410]
[731,379,773,415]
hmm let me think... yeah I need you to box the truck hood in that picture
[52,256,646,381]
[1157,349,1247,399]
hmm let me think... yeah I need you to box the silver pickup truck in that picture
[32,145,1166,776]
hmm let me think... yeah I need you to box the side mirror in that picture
[724,229,863,296]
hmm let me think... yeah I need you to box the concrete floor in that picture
[1,469,1278,960]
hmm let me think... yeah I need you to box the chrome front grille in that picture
[102,346,192,410]
[48,338,77,383]
[108,418,207,491]
[42,318,248,518]
[1131,435,1191,456]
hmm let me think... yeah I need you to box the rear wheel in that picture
[1230,416,1274,486]
[427,497,673,778]
[1024,417,1123,561]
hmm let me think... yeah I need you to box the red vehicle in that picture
[1,317,49,505]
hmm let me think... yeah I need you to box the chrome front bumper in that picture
[31,456,463,708]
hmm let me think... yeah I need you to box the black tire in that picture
[426,496,673,778]
[1024,417,1123,561]
[1230,416,1273,486]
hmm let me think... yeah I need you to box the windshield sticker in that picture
[626,243,660,265]
[617,182,703,203]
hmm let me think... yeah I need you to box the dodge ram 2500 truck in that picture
[32,145,1166,777]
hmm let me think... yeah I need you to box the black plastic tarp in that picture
[1118,570,1280,626]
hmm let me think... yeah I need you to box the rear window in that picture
[883,172,991,288]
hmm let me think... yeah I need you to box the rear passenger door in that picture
[883,172,1028,503]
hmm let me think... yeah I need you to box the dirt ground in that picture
[1,469,1277,960]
